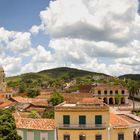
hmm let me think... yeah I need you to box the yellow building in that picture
[55,98,133,140]
[92,84,129,105]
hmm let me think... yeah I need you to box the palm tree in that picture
[115,92,123,110]
[128,80,139,112]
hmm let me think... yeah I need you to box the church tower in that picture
[0,66,6,92]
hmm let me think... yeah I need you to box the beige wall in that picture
[94,88,128,96]
[55,110,110,127]
[57,127,133,140]
[55,109,110,140]
[58,129,108,140]
[110,128,133,140]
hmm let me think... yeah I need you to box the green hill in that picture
[119,74,140,81]
[6,67,110,82]
[6,67,112,91]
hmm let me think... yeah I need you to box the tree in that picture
[0,109,21,140]
[42,110,54,119]
[115,93,123,110]
[128,80,139,112]
[49,92,64,106]
[19,82,26,93]
[27,89,40,98]
[29,110,40,118]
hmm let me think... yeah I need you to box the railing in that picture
[58,123,107,130]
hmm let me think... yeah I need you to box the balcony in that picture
[58,123,107,130]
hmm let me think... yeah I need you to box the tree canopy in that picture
[49,91,64,106]
[0,109,21,140]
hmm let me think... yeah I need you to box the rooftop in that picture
[11,96,48,106]
[110,113,130,128]
[14,113,55,131]
[0,101,15,108]
[55,98,109,111]
[94,84,127,90]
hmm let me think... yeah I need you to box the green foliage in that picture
[42,110,54,119]
[29,110,40,118]
[0,109,21,140]
[27,89,40,98]
[115,93,123,109]
[49,92,64,106]
[128,80,139,112]
[119,74,140,81]
[128,80,139,97]
[65,86,79,93]
[19,82,26,93]
[6,67,111,91]
[7,81,19,88]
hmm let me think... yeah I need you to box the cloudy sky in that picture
[0,0,140,76]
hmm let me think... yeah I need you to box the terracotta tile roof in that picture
[11,97,31,104]
[62,92,93,103]
[31,100,48,107]
[0,101,15,108]
[110,113,130,128]
[95,84,127,90]
[11,97,48,107]
[79,97,103,104]
[14,115,55,130]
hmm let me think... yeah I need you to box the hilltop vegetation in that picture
[119,74,140,81]
[6,67,111,94]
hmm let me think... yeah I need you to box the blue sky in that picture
[0,0,50,31]
[0,0,50,50]
[0,0,140,76]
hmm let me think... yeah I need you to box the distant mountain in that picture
[119,74,140,81]
[6,67,111,82]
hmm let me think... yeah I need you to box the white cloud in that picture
[2,0,140,76]
[30,0,140,75]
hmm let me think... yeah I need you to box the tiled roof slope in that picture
[14,116,55,130]
[11,97,48,106]
[0,101,15,108]
[79,97,103,104]
[110,113,130,128]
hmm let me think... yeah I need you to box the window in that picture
[27,131,34,140]
[98,90,101,95]
[64,135,70,140]
[40,132,48,140]
[79,115,86,127]
[104,90,107,95]
[95,115,102,127]
[115,90,118,94]
[95,135,102,140]
[79,135,86,140]
[122,90,125,94]
[110,90,113,95]
[63,115,70,126]
[118,133,124,140]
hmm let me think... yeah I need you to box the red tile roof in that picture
[0,101,15,108]
[11,97,31,104]
[95,84,127,90]
[11,97,48,107]
[110,113,130,128]
[14,115,55,130]
[31,100,48,106]
[79,97,103,104]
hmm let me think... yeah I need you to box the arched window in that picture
[79,134,86,140]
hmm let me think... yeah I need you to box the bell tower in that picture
[0,66,6,92]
